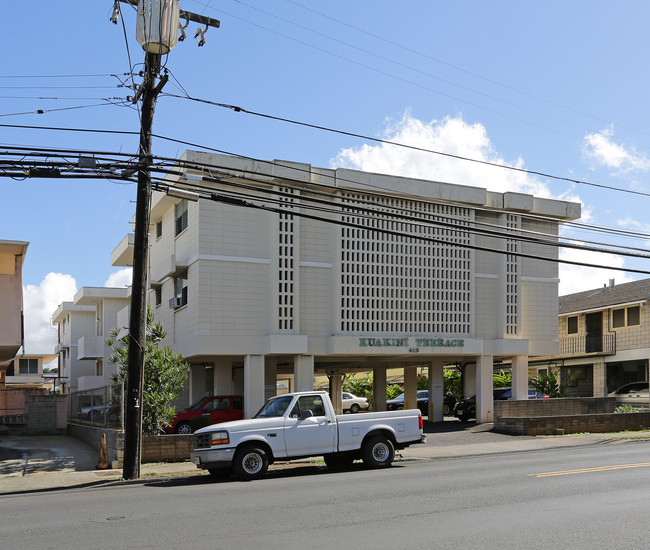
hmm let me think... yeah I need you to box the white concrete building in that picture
[112,151,580,421]
[52,287,130,393]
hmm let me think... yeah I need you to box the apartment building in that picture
[0,239,28,386]
[112,151,581,422]
[5,354,57,390]
[52,287,130,393]
[546,279,650,398]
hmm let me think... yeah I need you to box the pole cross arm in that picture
[117,0,220,28]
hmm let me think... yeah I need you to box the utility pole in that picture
[114,0,220,480]
[122,50,162,480]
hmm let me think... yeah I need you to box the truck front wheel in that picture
[233,445,269,480]
[361,435,394,468]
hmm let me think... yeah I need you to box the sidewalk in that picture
[2,424,649,495]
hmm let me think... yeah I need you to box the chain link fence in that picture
[68,383,124,430]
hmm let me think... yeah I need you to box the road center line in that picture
[529,462,650,478]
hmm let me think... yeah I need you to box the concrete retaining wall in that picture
[494,396,650,435]
[495,412,650,436]
[68,423,192,468]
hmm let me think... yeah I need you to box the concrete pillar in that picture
[244,355,265,418]
[373,366,387,411]
[511,355,529,400]
[476,355,494,423]
[213,359,232,395]
[428,359,445,422]
[403,365,418,410]
[190,364,207,404]
[330,372,343,414]
[592,359,606,396]
[265,357,278,401]
[294,355,314,392]
[464,362,476,398]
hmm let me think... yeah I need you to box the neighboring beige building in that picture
[5,353,57,390]
[0,239,28,387]
[52,287,130,393]
[112,151,581,422]
[535,279,650,398]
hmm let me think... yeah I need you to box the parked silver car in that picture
[608,382,649,408]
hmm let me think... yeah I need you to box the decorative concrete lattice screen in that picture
[340,194,472,334]
[278,188,296,330]
[505,214,520,335]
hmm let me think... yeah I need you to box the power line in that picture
[160,93,650,200]
[2,144,650,271]
[284,0,650,144]
[0,101,130,118]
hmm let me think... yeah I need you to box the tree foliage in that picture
[107,307,189,435]
[528,368,577,398]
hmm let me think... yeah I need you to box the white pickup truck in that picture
[190,391,425,480]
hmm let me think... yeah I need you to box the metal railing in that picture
[68,383,124,430]
[559,333,616,356]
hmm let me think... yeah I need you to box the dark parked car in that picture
[164,395,244,434]
[454,387,549,422]
[386,390,457,416]
[608,382,649,408]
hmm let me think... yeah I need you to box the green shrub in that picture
[615,404,641,413]
[386,384,402,400]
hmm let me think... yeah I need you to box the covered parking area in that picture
[234,337,534,424]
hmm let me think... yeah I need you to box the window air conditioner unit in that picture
[169,297,183,309]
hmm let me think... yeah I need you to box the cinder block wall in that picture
[26,394,68,434]
[496,397,616,418]
[494,397,650,435]
[68,424,192,468]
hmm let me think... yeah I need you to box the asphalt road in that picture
[2,440,650,549]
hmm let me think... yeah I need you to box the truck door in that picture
[283,395,336,456]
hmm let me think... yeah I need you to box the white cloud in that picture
[331,112,553,197]
[583,126,650,173]
[558,248,633,296]
[105,268,132,288]
[23,273,77,354]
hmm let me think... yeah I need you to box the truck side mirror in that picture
[300,410,314,420]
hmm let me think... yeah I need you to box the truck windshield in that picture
[254,395,293,418]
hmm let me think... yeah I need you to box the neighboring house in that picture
[0,240,28,387]
[5,354,57,390]
[111,151,580,422]
[52,287,130,394]
[543,279,650,398]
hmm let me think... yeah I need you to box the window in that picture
[96,360,103,377]
[19,358,38,374]
[156,220,162,239]
[290,395,326,417]
[173,270,188,308]
[612,308,625,328]
[567,316,578,334]
[627,306,640,326]
[175,199,188,236]
[155,287,162,307]
[613,306,640,328]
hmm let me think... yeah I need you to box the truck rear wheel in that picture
[233,445,269,480]
[362,435,394,468]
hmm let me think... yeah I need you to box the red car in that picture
[165,395,244,434]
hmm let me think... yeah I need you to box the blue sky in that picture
[4,1,650,352]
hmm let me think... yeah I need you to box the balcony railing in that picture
[558,333,616,356]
